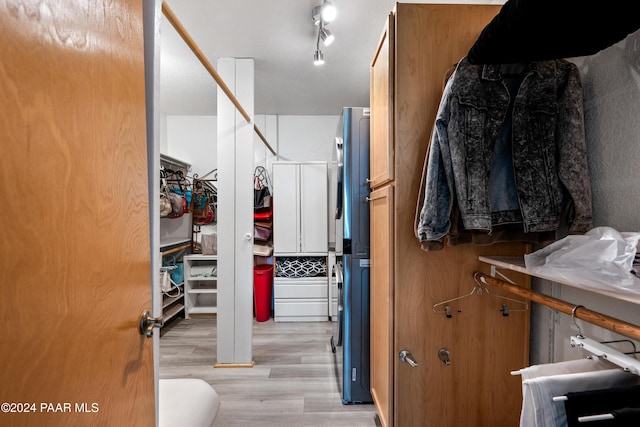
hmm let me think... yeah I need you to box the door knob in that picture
[399,350,418,367]
[139,310,163,338]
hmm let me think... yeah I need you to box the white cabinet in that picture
[272,161,329,322]
[274,277,329,322]
[273,162,328,255]
[183,255,218,318]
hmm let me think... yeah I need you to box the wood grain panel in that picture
[369,185,394,427]
[384,4,530,427]
[0,1,154,425]
[369,13,394,189]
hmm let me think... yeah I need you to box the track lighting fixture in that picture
[311,1,337,65]
[320,27,334,46]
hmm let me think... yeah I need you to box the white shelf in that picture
[160,237,191,250]
[185,255,218,260]
[163,303,184,322]
[188,306,217,314]
[163,293,183,309]
[187,288,217,294]
[479,256,640,305]
[183,254,218,318]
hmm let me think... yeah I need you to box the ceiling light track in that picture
[311,0,337,65]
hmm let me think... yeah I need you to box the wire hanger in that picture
[432,273,528,318]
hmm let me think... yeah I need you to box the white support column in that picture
[216,58,254,365]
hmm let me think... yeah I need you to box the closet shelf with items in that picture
[183,254,218,318]
[478,255,640,305]
[159,154,194,328]
[253,166,273,259]
[160,154,193,249]
[191,168,217,255]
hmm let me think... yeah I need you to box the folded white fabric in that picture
[520,369,639,427]
[519,357,615,381]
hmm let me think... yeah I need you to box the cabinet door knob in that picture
[245,233,252,241]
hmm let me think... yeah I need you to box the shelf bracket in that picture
[489,264,517,285]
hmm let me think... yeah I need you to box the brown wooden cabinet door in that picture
[0,1,154,426]
[369,12,394,190]
[369,4,530,427]
[369,185,394,427]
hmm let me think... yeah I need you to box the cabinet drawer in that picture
[274,278,327,298]
[274,299,328,318]
[274,283,327,299]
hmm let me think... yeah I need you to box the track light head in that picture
[320,27,334,46]
[312,0,337,25]
[313,49,324,65]
[321,1,337,23]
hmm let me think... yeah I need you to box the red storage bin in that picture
[253,264,273,322]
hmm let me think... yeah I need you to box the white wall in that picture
[164,114,339,178]
[164,115,217,178]
[530,29,640,365]
[276,115,340,161]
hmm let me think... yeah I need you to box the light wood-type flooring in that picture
[160,317,379,426]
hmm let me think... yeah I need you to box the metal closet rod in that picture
[475,272,640,342]
[161,2,276,155]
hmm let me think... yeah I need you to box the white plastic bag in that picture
[524,227,640,296]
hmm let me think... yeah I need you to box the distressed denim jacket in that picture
[416,57,592,244]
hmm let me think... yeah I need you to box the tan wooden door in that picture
[369,13,394,189]
[0,1,154,426]
[369,185,394,427]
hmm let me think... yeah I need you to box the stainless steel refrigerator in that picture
[331,107,372,404]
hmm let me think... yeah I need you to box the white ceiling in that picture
[159,0,505,116]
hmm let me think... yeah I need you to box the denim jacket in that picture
[416,57,592,244]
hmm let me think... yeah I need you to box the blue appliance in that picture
[331,107,372,404]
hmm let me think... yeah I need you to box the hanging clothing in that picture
[416,56,593,249]
[611,407,640,425]
[518,357,616,381]
[516,358,620,427]
[466,0,640,65]
[519,369,639,427]
[563,384,640,426]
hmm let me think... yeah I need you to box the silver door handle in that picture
[399,350,418,367]
[139,310,163,338]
